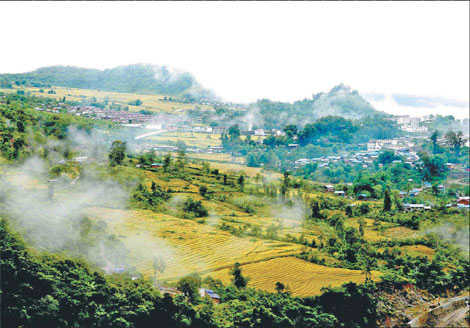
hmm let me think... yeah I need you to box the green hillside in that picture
[248,84,382,129]
[0,64,217,102]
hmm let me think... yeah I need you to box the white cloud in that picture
[367,94,469,119]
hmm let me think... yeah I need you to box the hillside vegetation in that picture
[246,84,381,129]
[0,64,216,102]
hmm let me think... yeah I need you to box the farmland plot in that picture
[204,256,381,297]
[84,207,303,281]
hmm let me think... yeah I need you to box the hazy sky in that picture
[1,2,468,113]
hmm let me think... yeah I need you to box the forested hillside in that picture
[0,64,216,102]
[246,84,381,129]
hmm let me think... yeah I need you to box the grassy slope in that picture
[0,86,213,113]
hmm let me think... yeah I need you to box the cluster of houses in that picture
[455,196,470,210]
[251,128,286,137]
[35,102,192,129]
[293,147,421,170]
[57,156,93,165]
[190,126,286,137]
[366,137,416,152]
[403,203,433,211]
[323,181,469,211]
[68,106,154,125]
[35,104,154,125]
[294,156,343,168]
[387,115,435,133]
[138,144,227,155]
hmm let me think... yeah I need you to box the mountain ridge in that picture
[1,64,383,125]
[0,63,217,102]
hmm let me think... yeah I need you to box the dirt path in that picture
[408,294,469,327]
[434,306,469,327]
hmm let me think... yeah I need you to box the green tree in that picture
[108,140,126,166]
[230,262,248,288]
[275,281,287,294]
[445,131,466,155]
[358,217,365,237]
[378,150,397,164]
[228,124,240,138]
[383,188,392,212]
[345,205,353,217]
[281,171,290,198]
[163,153,172,172]
[283,124,298,138]
[432,182,440,196]
[202,161,211,176]
[182,198,208,217]
[177,274,201,303]
[176,148,186,171]
[430,130,439,152]
[359,203,370,215]
[237,174,245,190]
[310,199,324,219]
[199,185,208,198]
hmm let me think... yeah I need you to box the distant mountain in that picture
[310,84,379,119]
[244,84,383,129]
[0,64,217,102]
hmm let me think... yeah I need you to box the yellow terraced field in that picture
[346,218,388,242]
[150,151,246,165]
[84,207,303,281]
[187,153,246,163]
[401,245,435,259]
[207,162,282,178]
[148,132,222,148]
[1,86,212,113]
[384,226,417,239]
[204,256,381,297]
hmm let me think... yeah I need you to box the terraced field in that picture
[148,132,222,148]
[1,86,212,113]
[86,206,379,296]
[207,162,282,178]
[2,158,390,297]
[152,150,247,166]
[84,207,304,281]
[401,245,435,259]
[204,256,381,297]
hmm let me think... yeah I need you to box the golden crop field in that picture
[204,256,381,297]
[345,218,388,242]
[1,86,213,113]
[147,132,222,148]
[207,162,282,178]
[383,226,417,239]
[189,153,246,163]
[84,207,304,281]
[401,245,435,259]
